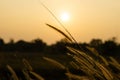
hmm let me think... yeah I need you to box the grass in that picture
[0,1,119,80]
[0,24,120,80]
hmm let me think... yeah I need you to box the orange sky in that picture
[0,0,120,44]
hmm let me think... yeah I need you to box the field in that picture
[0,24,120,80]
[0,52,72,80]
[0,47,120,80]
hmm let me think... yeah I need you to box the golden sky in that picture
[0,0,120,44]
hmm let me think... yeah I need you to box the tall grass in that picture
[1,1,120,79]
[45,24,120,80]
[6,65,19,80]
[0,24,120,79]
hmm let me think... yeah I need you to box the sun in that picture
[60,12,70,22]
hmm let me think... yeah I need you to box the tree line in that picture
[0,38,47,52]
[0,37,120,57]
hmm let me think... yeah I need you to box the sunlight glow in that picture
[60,12,70,22]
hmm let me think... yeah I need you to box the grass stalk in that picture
[23,58,33,71]
[43,57,66,70]
[30,71,44,80]
[6,65,19,80]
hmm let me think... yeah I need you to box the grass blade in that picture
[23,58,33,71]
[30,71,44,80]
[46,24,72,42]
[6,65,19,80]
[43,57,66,70]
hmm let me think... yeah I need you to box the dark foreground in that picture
[0,52,73,80]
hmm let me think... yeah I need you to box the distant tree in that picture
[49,39,68,54]
[101,39,118,56]
[1,39,15,52]
[0,38,4,46]
[31,38,47,52]
[5,39,15,52]
[0,38,5,51]
[15,40,28,52]
[88,39,103,54]
[90,39,103,47]
[8,39,14,44]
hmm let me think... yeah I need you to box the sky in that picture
[0,0,120,44]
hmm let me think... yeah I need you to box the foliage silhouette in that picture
[0,37,120,58]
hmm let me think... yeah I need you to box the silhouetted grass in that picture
[0,24,120,80]
[0,1,120,79]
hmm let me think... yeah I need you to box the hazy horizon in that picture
[0,0,120,44]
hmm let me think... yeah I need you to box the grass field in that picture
[0,24,120,80]
[0,52,72,80]
[0,47,120,80]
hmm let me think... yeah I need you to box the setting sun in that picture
[60,12,70,22]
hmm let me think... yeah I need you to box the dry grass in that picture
[30,71,44,80]
[6,65,19,80]
[45,24,120,80]
[43,57,66,70]
[1,0,120,79]
[0,24,120,80]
